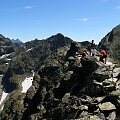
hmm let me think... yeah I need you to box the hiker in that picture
[91,40,95,48]
[90,47,97,57]
[99,50,107,64]
[80,50,88,58]
[79,50,90,62]
[87,40,96,54]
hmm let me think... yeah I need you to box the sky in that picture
[0,0,120,43]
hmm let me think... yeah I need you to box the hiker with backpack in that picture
[99,50,107,64]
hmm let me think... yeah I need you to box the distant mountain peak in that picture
[12,39,23,45]
[0,34,6,40]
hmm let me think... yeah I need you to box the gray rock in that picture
[92,66,113,82]
[89,115,102,120]
[62,93,70,103]
[98,102,116,111]
[95,96,106,103]
[63,71,73,80]
[113,68,120,78]
[79,105,88,111]
[106,111,116,120]
[79,111,89,120]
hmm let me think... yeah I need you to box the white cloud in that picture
[12,6,33,12]
[24,6,33,9]
[81,18,88,22]
[115,6,120,9]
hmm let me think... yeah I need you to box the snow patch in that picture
[0,92,8,105]
[6,58,11,61]
[0,105,4,111]
[0,91,8,111]
[0,54,11,59]
[21,77,33,93]
[26,48,33,52]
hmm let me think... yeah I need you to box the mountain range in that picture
[0,25,120,120]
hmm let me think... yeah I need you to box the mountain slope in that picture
[1,33,73,92]
[0,34,25,60]
[98,24,120,63]
[1,31,120,119]
[0,40,120,120]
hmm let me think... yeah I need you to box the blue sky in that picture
[0,0,120,43]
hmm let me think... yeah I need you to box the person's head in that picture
[101,50,104,53]
[92,40,94,43]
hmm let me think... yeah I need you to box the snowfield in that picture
[0,92,8,105]
[21,77,33,93]
[0,74,34,111]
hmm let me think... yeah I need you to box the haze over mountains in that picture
[0,24,120,119]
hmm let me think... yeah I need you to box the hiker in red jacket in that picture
[99,50,107,64]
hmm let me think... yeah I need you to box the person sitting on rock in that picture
[80,50,89,61]
[80,50,87,58]
[99,50,107,64]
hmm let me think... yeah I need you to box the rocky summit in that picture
[0,29,120,120]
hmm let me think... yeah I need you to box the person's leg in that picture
[92,54,94,57]
[100,56,104,63]
[104,55,107,64]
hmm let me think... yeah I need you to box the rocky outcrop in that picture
[98,24,120,64]
[0,34,21,55]
[0,41,120,120]
[0,33,72,93]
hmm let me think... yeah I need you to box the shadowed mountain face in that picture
[98,24,120,63]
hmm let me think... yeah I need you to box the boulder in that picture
[98,102,116,111]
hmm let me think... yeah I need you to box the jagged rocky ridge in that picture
[98,24,120,64]
[0,41,120,120]
[0,34,23,55]
[0,33,73,93]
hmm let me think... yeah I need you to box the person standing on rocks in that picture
[87,40,96,55]
[99,50,107,64]
[91,40,95,48]
[90,47,97,57]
